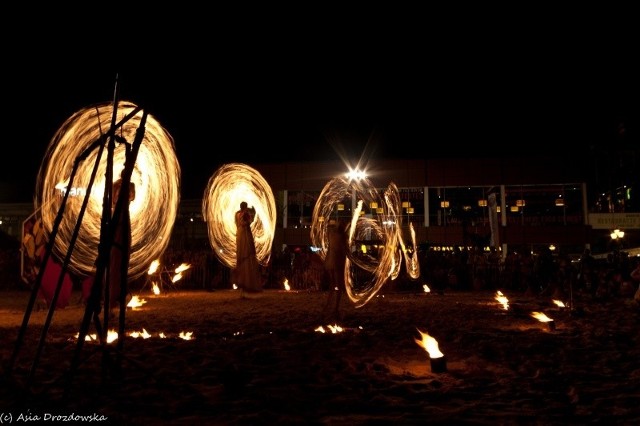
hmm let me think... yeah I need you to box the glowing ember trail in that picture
[35,101,181,280]
[202,163,276,268]
[310,175,420,308]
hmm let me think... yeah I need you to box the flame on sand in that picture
[171,262,191,283]
[414,329,444,359]
[315,324,344,334]
[75,329,194,341]
[129,328,152,339]
[148,259,160,275]
[36,101,181,281]
[495,290,509,310]
[145,259,191,293]
[531,311,554,323]
[75,329,119,344]
[202,163,276,269]
[310,175,420,308]
[127,295,147,310]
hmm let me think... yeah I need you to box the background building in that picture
[2,155,638,264]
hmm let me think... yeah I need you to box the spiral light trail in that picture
[35,100,181,281]
[311,176,420,307]
[202,163,276,269]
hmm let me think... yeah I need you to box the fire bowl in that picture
[430,356,447,373]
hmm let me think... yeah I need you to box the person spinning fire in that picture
[108,169,136,314]
[233,201,263,296]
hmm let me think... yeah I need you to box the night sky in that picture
[2,15,638,202]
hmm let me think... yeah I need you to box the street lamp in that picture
[610,229,625,240]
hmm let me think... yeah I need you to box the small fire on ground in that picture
[414,328,444,359]
[315,324,344,334]
[73,329,194,342]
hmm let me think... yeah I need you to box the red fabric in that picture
[82,275,94,304]
[38,257,73,309]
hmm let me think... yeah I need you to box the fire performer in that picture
[233,201,263,297]
[109,169,136,313]
[322,219,349,322]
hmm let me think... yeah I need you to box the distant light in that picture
[611,229,625,239]
[345,168,367,181]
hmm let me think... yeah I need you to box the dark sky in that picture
[2,15,638,201]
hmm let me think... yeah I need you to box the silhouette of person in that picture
[233,201,262,296]
[109,170,135,312]
[323,219,349,322]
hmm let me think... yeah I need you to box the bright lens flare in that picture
[35,101,181,280]
[202,163,276,268]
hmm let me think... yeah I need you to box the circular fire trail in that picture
[311,175,420,307]
[202,163,276,268]
[35,100,181,280]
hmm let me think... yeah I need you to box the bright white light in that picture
[345,168,367,181]
[611,229,625,239]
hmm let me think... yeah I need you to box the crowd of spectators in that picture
[3,233,640,305]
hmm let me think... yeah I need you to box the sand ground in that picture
[1,287,640,425]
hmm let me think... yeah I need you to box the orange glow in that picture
[202,163,276,269]
[36,101,180,281]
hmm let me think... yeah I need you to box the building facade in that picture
[2,156,638,258]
